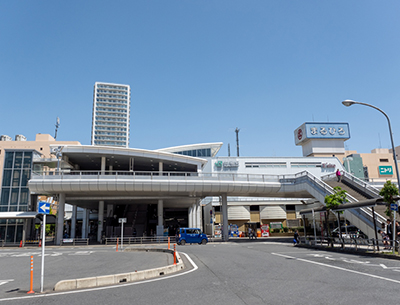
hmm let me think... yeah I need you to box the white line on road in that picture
[272,252,400,284]
[0,280,14,286]
[0,252,198,302]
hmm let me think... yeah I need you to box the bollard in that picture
[27,256,34,294]
[19,240,23,248]
[116,238,119,252]
[173,244,177,265]
[168,237,170,250]
[38,239,41,247]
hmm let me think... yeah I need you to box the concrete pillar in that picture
[97,200,104,242]
[82,208,88,239]
[56,193,66,245]
[159,162,163,175]
[221,194,229,241]
[196,202,202,231]
[157,199,164,236]
[71,205,77,238]
[188,206,192,227]
[101,156,106,174]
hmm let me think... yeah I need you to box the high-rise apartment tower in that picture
[91,82,131,148]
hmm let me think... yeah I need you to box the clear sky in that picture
[1,1,399,157]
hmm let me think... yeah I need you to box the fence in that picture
[60,238,89,246]
[105,236,176,245]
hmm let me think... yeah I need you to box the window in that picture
[380,159,389,162]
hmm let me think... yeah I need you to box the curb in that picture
[54,248,184,291]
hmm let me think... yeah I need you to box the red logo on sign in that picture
[297,129,303,141]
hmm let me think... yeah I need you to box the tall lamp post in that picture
[342,100,400,253]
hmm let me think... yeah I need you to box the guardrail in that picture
[302,235,399,253]
[60,238,89,246]
[105,236,176,245]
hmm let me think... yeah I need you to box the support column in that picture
[188,206,193,227]
[56,193,66,245]
[221,194,229,242]
[97,201,104,242]
[71,205,77,239]
[159,162,163,175]
[157,199,164,236]
[82,208,88,239]
[196,202,202,231]
[101,156,106,175]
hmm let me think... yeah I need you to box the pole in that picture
[121,222,124,251]
[312,209,317,244]
[343,101,400,254]
[40,214,46,293]
[27,256,34,294]
[173,244,176,265]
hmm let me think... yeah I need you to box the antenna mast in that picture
[54,117,60,140]
[235,127,240,157]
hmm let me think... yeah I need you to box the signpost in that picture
[390,203,398,211]
[118,218,126,250]
[38,201,50,293]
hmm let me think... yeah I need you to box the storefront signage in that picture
[321,163,335,168]
[215,161,239,169]
[379,165,393,176]
[295,122,350,145]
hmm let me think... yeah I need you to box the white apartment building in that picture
[91,82,131,148]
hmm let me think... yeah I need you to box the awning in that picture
[0,212,39,219]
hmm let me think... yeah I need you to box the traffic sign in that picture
[390,203,398,211]
[38,202,50,214]
[118,218,127,223]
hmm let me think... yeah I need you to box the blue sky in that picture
[1,1,400,157]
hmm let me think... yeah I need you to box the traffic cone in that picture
[38,240,41,247]
[19,240,23,247]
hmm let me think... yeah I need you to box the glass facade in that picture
[92,82,131,148]
[0,150,32,242]
[173,148,211,158]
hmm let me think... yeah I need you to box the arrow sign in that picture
[38,201,50,214]
[390,203,398,211]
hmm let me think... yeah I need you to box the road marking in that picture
[0,280,14,287]
[272,252,400,284]
[0,252,198,302]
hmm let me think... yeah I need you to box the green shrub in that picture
[282,226,289,233]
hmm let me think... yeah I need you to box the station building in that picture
[1,121,399,244]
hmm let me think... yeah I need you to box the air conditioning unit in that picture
[0,135,12,141]
[15,135,27,141]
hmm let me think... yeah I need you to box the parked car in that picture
[332,225,367,239]
[176,228,208,245]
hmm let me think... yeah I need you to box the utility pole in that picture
[228,143,231,157]
[235,127,240,157]
[54,117,60,140]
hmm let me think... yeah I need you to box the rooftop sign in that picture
[295,122,350,145]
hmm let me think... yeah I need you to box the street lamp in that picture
[342,99,400,253]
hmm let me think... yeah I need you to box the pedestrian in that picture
[378,229,390,249]
[386,219,393,248]
[335,169,341,182]
[248,227,253,239]
[294,230,300,245]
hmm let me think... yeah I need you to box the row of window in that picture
[94,131,127,136]
[94,141,126,146]
[95,127,127,131]
[96,89,128,95]
[96,103,127,109]
[96,84,128,90]
[96,108,127,114]
[96,112,128,118]
[96,118,127,123]
[96,94,128,99]
[96,99,128,104]
[245,162,321,168]
[0,224,24,242]
[94,136,127,141]
[174,149,211,157]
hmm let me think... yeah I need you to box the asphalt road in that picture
[1,241,400,304]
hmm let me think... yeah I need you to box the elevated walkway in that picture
[29,170,386,239]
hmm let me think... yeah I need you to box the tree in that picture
[324,186,348,242]
[379,180,399,218]
[325,186,348,212]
